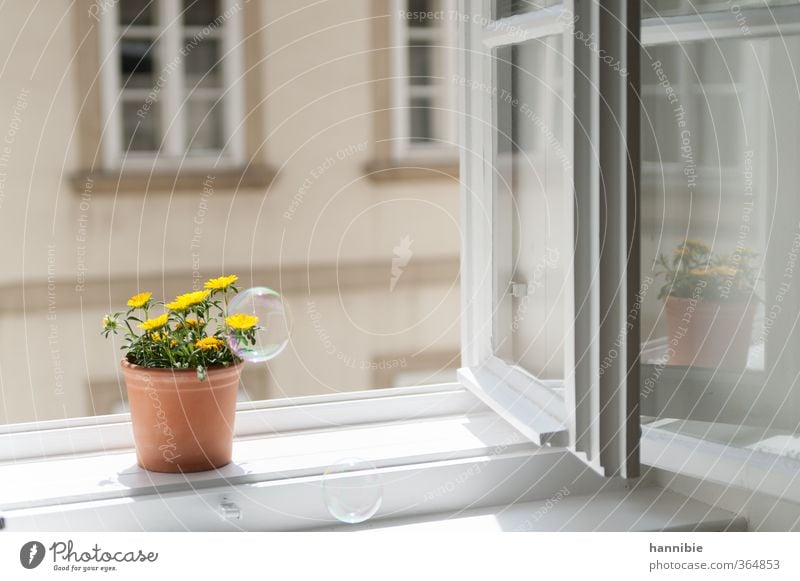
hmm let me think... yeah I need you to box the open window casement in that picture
[458,0,640,478]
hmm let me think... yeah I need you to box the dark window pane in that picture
[120,0,154,26]
[409,98,432,142]
[407,0,437,26]
[186,98,223,151]
[122,100,159,151]
[120,39,155,89]
[409,41,433,85]
[184,38,221,88]
[183,0,220,27]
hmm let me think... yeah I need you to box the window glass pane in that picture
[183,0,220,27]
[184,37,221,88]
[120,0,154,26]
[495,0,561,19]
[409,40,433,85]
[409,97,433,142]
[643,0,796,18]
[120,39,156,89]
[494,35,569,380]
[186,98,223,151]
[407,0,440,26]
[640,33,800,453]
[122,99,159,150]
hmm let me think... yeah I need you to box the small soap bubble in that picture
[226,287,290,363]
[322,458,383,524]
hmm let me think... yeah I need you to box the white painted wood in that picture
[480,6,567,49]
[458,0,641,478]
[459,365,566,446]
[642,5,800,47]
[331,486,746,532]
[0,413,614,531]
[221,0,246,165]
[160,0,184,157]
[0,383,482,462]
[642,420,800,505]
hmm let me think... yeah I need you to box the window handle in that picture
[218,499,242,521]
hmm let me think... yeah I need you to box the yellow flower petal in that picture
[226,313,259,330]
[195,336,224,351]
[139,313,169,332]
[127,291,152,309]
[204,275,239,291]
[167,290,210,310]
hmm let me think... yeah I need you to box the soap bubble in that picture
[226,287,290,363]
[322,458,383,524]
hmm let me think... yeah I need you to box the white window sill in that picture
[0,402,614,531]
[642,418,800,505]
[327,486,745,532]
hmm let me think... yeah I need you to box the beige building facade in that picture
[0,0,461,424]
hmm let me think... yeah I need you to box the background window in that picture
[391,0,457,159]
[102,0,244,167]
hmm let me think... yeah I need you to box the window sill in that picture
[642,418,800,505]
[364,158,459,182]
[0,408,612,531]
[69,163,276,194]
[326,486,745,532]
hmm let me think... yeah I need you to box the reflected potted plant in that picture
[656,240,759,370]
[102,275,260,473]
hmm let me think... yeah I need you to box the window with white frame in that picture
[458,0,641,477]
[390,0,458,159]
[15,0,800,531]
[100,0,245,169]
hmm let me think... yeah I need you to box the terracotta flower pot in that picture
[664,296,756,370]
[121,359,242,473]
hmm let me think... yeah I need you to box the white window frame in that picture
[390,0,459,161]
[98,0,246,171]
[458,0,641,478]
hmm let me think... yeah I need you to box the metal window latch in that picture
[218,499,242,521]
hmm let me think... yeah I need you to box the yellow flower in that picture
[175,318,200,330]
[196,336,225,351]
[166,298,189,311]
[226,313,259,330]
[151,332,162,342]
[139,313,169,332]
[714,266,738,277]
[166,290,210,311]
[689,266,712,276]
[683,239,710,253]
[204,275,239,291]
[127,291,152,309]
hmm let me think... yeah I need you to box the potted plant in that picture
[102,275,259,473]
[656,240,759,370]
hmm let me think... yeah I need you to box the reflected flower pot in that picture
[664,296,756,370]
[120,359,242,473]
